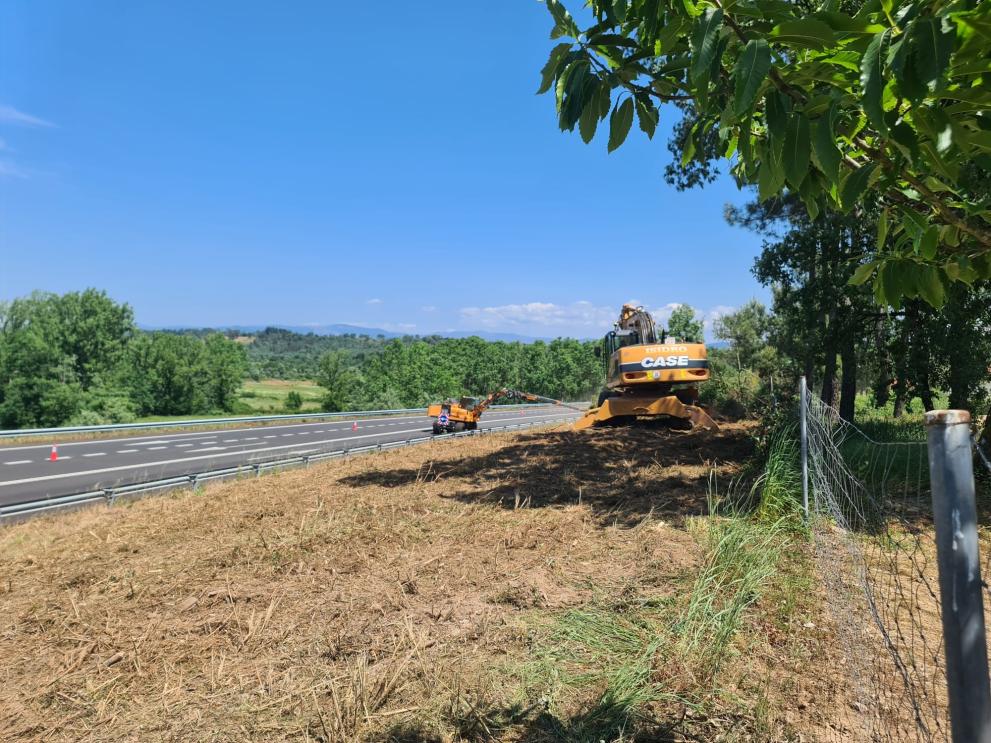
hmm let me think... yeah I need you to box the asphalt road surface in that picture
[0,407,580,509]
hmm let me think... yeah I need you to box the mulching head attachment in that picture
[573,394,719,431]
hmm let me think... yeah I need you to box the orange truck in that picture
[427,388,563,434]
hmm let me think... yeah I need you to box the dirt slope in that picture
[0,422,849,741]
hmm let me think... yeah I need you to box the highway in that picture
[0,407,580,510]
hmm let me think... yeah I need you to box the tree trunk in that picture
[839,338,857,422]
[821,351,837,408]
[893,389,905,418]
[981,402,991,456]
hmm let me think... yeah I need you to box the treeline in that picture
[685,196,991,429]
[170,327,395,380]
[316,337,602,411]
[0,291,246,428]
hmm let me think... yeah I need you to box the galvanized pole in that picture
[800,376,809,518]
[926,409,991,743]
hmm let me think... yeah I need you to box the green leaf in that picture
[608,97,634,152]
[840,161,877,211]
[579,96,599,143]
[907,17,953,87]
[917,265,946,307]
[783,113,811,189]
[547,0,580,39]
[897,205,928,242]
[880,261,904,307]
[690,8,724,88]
[757,143,785,201]
[770,19,836,50]
[812,11,885,34]
[764,90,789,140]
[890,32,927,104]
[812,116,841,185]
[849,261,878,286]
[635,97,658,139]
[860,30,889,135]
[612,0,628,23]
[876,208,889,251]
[918,225,938,260]
[537,43,573,95]
[972,252,991,279]
[733,39,772,118]
[587,34,640,48]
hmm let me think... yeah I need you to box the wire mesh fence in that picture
[803,390,951,741]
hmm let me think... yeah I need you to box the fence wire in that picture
[804,392,949,742]
[974,436,991,617]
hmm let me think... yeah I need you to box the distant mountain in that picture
[140,323,557,343]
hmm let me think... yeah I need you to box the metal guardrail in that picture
[0,416,578,521]
[0,402,585,439]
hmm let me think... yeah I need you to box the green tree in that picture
[0,290,135,427]
[316,351,357,412]
[285,390,303,412]
[538,0,991,305]
[125,334,210,416]
[203,333,247,411]
[714,301,771,370]
[666,304,704,342]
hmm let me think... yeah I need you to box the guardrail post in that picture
[926,409,991,743]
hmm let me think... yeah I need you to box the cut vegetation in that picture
[0,423,853,741]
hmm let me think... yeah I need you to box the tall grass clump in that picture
[677,424,804,677]
[677,500,788,677]
[752,425,805,528]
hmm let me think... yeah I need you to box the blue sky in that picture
[0,1,768,339]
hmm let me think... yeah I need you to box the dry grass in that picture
[0,421,852,741]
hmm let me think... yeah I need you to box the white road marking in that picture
[117,449,139,453]
[193,446,226,452]
[83,452,106,458]
[282,433,295,437]
[244,437,259,440]
[0,412,580,489]
[134,440,171,446]
[175,443,194,448]
[4,460,31,465]
[0,414,432,451]
[263,435,276,439]
[148,446,168,450]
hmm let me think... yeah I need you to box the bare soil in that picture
[0,421,858,742]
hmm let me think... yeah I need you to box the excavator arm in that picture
[471,389,582,416]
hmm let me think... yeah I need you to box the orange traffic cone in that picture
[351,421,358,431]
[49,445,58,462]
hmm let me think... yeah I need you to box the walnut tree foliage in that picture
[538,0,991,307]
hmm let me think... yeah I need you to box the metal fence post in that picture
[800,376,809,518]
[925,409,991,743]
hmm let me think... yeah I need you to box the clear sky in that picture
[0,1,769,340]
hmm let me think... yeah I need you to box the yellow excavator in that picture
[574,304,718,431]
[428,388,574,434]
